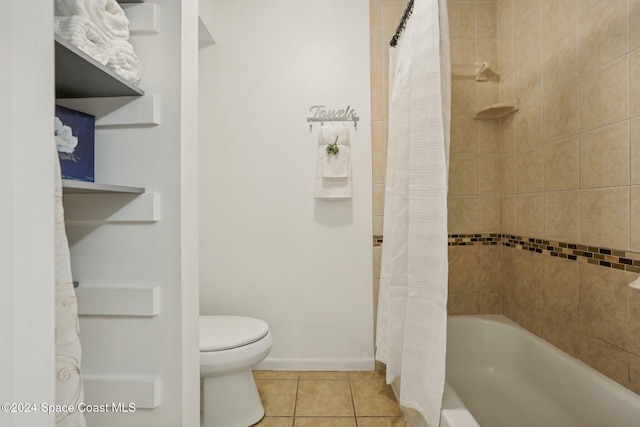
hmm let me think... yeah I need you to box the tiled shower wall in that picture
[370,0,640,394]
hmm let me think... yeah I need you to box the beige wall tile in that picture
[452,80,477,116]
[451,115,479,157]
[448,196,479,234]
[541,0,577,47]
[373,215,383,235]
[512,0,539,20]
[579,55,629,132]
[477,40,498,68]
[630,50,640,118]
[580,187,629,250]
[501,196,518,234]
[577,0,606,19]
[577,0,628,75]
[480,244,503,294]
[373,245,382,279]
[371,121,385,153]
[516,52,542,103]
[372,153,386,185]
[479,196,501,232]
[631,0,640,50]
[497,0,513,42]
[516,101,543,151]
[577,335,629,387]
[501,155,517,194]
[629,288,640,355]
[541,255,579,357]
[631,354,640,395]
[578,263,633,349]
[580,122,630,189]
[630,186,640,251]
[448,2,476,39]
[371,88,384,121]
[373,184,385,216]
[543,31,578,91]
[448,245,481,294]
[477,81,499,109]
[451,39,477,65]
[542,80,579,141]
[517,193,544,237]
[479,156,501,194]
[516,147,543,193]
[501,114,516,155]
[514,250,544,335]
[448,288,483,314]
[498,35,515,96]
[514,6,541,63]
[544,191,580,242]
[478,120,500,154]
[629,119,640,184]
[477,2,497,40]
[449,156,479,195]
[543,137,579,191]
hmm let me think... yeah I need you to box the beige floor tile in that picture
[256,379,298,416]
[254,371,299,380]
[351,379,402,417]
[357,417,407,427]
[295,380,354,417]
[293,417,357,427]
[252,417,294,427]
[299,371,348,379]
[348,371,386,380]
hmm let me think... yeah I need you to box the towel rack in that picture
[307,105,360,131]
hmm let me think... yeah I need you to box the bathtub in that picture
[438,315,640,427]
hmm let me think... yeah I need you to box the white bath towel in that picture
[54,0,142,85]
[315,125,352,199]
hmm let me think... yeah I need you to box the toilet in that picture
[199,315,272,427]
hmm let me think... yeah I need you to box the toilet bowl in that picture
[200,315,272,427]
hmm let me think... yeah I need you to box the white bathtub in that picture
[440,315,640,427]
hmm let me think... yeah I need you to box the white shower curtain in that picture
[54,143,86,427]
[375,0,450,426]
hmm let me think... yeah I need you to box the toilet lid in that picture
[200,315,269,351]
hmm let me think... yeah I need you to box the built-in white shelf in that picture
[55,35,144,98]
[117,0,145,3]
[62,180,145,194]
[474,100,519,120]
[83,375,160,409]
[76,286,159,317]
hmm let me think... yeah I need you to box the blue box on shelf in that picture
[55,105,95,182]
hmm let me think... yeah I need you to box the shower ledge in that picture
[473,100,519,120]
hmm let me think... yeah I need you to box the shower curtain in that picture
[375,0,450,426]
[54,143,86,427]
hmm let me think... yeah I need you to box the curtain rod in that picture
[390,0,414,47]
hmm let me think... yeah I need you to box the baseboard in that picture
[255,357,375,371]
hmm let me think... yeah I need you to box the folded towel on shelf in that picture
[55,15,111,65]
[314,125,352,199]
[55,0,142,85]
[85,0,131,40]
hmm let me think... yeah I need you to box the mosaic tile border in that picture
[374,233,640,273]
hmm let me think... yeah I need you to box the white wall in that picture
[0,1,55,426]
[62,1,200,426]
[199,0,374,370]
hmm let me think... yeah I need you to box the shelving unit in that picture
[55,35,144,98]
[474,100,519,120]
[62,180,145,194]
[55,23,146,195]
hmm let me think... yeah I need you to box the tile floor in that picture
[251,371,406,427]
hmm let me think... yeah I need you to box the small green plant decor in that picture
[326,136,340,156]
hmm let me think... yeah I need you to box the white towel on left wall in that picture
[314,124,352,199]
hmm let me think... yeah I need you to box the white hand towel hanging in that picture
[315,124,352,199]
